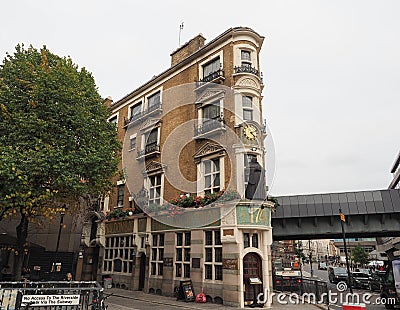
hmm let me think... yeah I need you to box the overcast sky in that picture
[1,0,399,196]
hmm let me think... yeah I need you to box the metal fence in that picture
[273,276,329,305]
[300,278,328,305]
[0,281,105,310]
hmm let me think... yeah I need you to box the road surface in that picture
[302,264,389,309]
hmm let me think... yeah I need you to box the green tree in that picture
[0,44,120,280]
[350,245,370,266]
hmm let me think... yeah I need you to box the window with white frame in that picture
[203,57,220,79]
[145,128,158,148]
[241,50,251,62]
[147,91,161,111]
[175,232,191,278]
[148,174,162,205]
[204,230,222,281]
[242,96,253,121]
[103,235,135,274]
[241,50,252,69]
[151,233,164,276]
[203,100,220,121]
[109,115,118,126]
[130,102,142,121]
[243,232,259,249]
[204,158,220,195]
[117,184,124,207]
[197,99,222,135]
[129,135,137,150]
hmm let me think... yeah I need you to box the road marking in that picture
[107,302,140,310]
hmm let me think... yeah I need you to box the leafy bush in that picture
[106,208,134,220]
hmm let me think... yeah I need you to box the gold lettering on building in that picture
[105,220,134,235]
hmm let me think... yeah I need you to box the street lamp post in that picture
[339,208,353,294]
[52,206,66,280]
[308,240,314,278]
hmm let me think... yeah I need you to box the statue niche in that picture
[245,157,266,201]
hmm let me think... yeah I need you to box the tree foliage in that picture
[0,44,120,278]
[351,245,370,266]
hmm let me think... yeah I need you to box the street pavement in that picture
[105,288,319,310]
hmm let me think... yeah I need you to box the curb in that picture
[109,292,220,310]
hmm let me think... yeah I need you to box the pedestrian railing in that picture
[0,281,105,310]
[300,278,329,305]
[273,276,329,306]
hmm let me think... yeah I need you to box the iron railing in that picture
[301,278,329,305]
[199,69,224,83]
[137,142,160,158]
[194,119,224,136]
[124,102,162,127]
[234,65,259,76]
[273,276,328,305]
[0,281,106,310]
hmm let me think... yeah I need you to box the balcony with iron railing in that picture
[194,118,225,138]
[234,64,259,76]
[124,102,162,127]
[136,142,160,159]
[195,69,225,90]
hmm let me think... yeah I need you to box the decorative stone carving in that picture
[139,118,161,132]
[239,78,258,88]
[193,142,225,163]
[142,161,166,175]
[195,89,225,105]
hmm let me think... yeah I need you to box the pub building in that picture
[81,27,275,308]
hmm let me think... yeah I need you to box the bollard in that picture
[342,303,366,310]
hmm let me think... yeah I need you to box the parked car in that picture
[368,270,386,291]
[328,267,348,284]
[318,262,328,270]
[357,268,372,276]
[351,271,370,289]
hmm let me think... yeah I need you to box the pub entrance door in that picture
[243,252,263,305]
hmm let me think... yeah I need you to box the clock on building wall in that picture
[243,125,257,141]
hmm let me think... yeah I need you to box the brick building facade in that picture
[81,27,274,308]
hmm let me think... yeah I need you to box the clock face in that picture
[244,125,257,140]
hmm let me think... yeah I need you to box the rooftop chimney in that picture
[170,34,206,66]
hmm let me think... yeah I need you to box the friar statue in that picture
[245,157,266,200]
